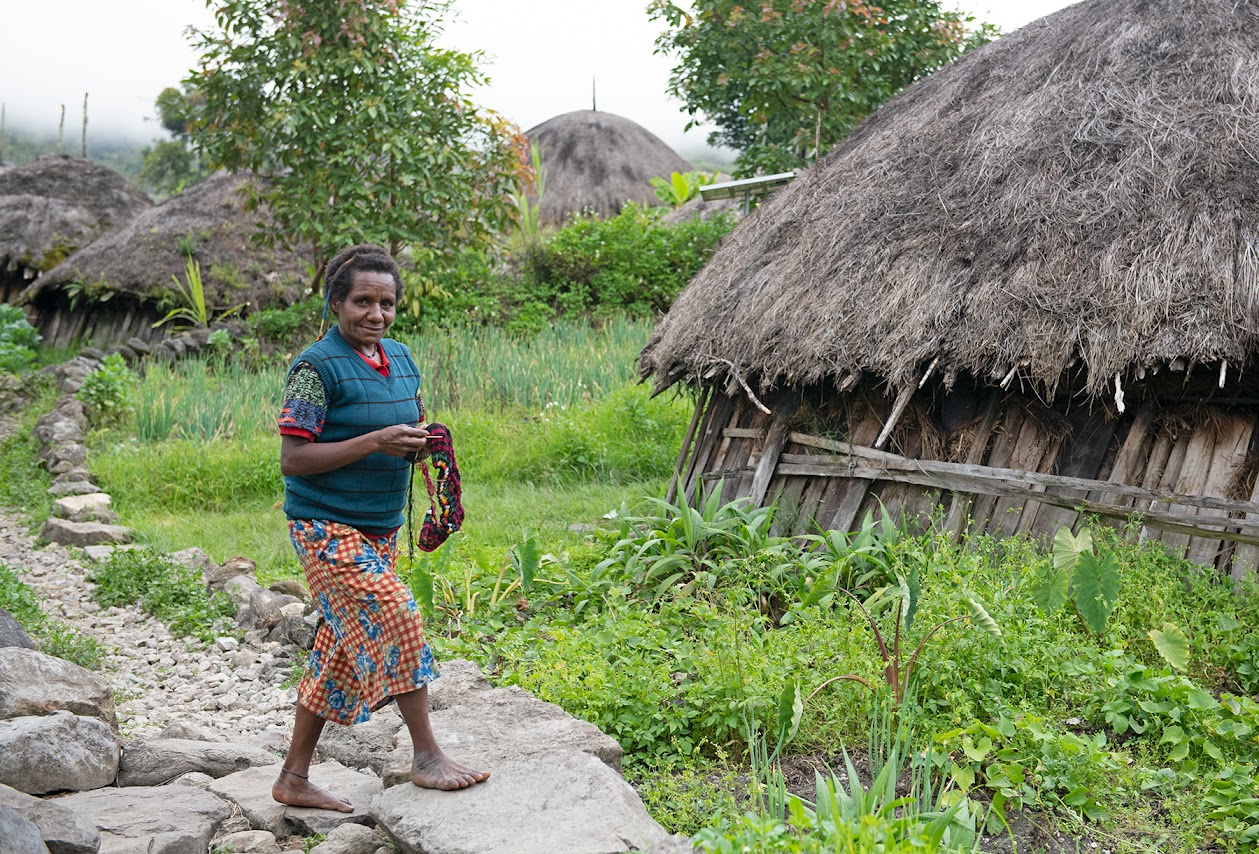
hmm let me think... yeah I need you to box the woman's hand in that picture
[374,424,429,460]
[280,424,429,476]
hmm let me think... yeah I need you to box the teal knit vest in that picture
[282,326,422,532]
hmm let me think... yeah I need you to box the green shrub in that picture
[0,304,41,374]
[77,353,137,428]
[248,295,325,350]
[520,203,735,318]
[88,548,235,643]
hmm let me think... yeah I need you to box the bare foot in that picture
[411,750,491,790]
[272,769,354,812]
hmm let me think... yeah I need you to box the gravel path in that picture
[1,509,301,741]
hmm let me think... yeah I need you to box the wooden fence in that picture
[670,387,1259,581]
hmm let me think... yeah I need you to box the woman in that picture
[272,244,488,812]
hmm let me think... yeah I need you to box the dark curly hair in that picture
[324,244,404,305]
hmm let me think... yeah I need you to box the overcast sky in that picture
[0,0,1077,158]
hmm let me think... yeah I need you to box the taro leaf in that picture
[964,592,1002,637]
[1149,622,1190,672]
[1053,526,1093,572]
[1029,562,1070,615]
[776,680,804,749]
[1071,551,1121,635]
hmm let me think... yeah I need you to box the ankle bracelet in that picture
[281,766,309,779]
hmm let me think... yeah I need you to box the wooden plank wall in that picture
[682,387,1259,580]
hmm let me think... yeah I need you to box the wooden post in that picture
[943,391,1001,537]
[667,386,710,505]
[57,104,65,153]
[748,399,797,506]
[81,92,88,158]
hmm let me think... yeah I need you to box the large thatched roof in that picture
[30,172,308,312]
[641,0,1259,399]
[526,110,692,225]
[0,155,150,274]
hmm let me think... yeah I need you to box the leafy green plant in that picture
[153,255,245,330]
[808,564,1001,708]
[650,170,715,207]
[77,353,137,428]
[88,548,235,643]
[0,304,41,374]
[509,141,547,252]
[0,561,103,668]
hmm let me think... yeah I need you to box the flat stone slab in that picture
[0,804,49,853]
[39,519,131,548]
[57,784,231,854]
[118,737,279,786]
[372,750,672,854]
[0,782,99,854]
[381,684,622,786]
[52,494,113,523]
[209,761,380,837]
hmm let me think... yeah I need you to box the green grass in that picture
[0,376,56,525]
[0,561,104,668]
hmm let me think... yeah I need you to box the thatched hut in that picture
[0,156,150,304]
[640,0,1259,579]
[525,110,692,225]
[28,172,307,348]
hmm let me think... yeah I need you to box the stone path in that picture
[0,509,299,742]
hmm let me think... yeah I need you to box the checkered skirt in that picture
[288,519,439,725]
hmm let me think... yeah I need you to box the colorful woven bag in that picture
[414,422,463,552]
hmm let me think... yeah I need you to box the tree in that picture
[141,86,209,196]
[650,0,998,176]
[186,0,524,289]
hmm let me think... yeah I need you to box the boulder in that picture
[117,738,279,787]
[0,648,116,726]
[372,750,672,854]
[169,547,215,576]
[211,829,282,853]
[427,658,492,711]
[0,713,119,794]
[0,782,101,854]
[79,544,141,563]
[381,683,621,786]
[0,804,50,854]
[44,443,87,469]
[209,761,379,837]
[39,519,131,548]
[225,576,300,631]
[57,784,231,854]
[268,579,310,603]
[266,602,314,648]
[205,555,257,591]
[0,607,35,651]
[52,493,115,524]
[308,823,389,854]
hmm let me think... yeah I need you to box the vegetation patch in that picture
[0,561,103,669]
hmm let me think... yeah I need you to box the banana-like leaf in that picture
[1029,562,1070,614]
[964,592,1002,637]
[1071,551,1120,635]
[776,680,804,749]
[1052,526,1093,572]
[1150,622,1191,672]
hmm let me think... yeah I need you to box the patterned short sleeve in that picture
[417,390,427,425]
[279,361,328,439]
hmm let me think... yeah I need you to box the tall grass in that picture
[399,317,655,413]
[134,359,281,442]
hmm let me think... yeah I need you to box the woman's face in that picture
[333,270,398,354]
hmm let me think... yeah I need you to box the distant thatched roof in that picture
[526,110,692,225]
[641,0,1259,400]
[0,155,150,274]
[31,172,308,312]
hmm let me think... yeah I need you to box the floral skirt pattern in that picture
[288,519,439,725]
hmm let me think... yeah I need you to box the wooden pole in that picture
[58,104,65,153]
[666,386,711,505]
[81,93,88,158]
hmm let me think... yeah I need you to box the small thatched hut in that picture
[0,156,151,304]
[525,110,692,225]
[640,0,1259,579]
[28,172,308,348]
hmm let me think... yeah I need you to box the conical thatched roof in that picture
[30,172,308,312]
[641,0,1259,399]
[526,110,692,225]
[0,155,150,275]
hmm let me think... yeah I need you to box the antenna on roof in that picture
[592,77,597,112]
